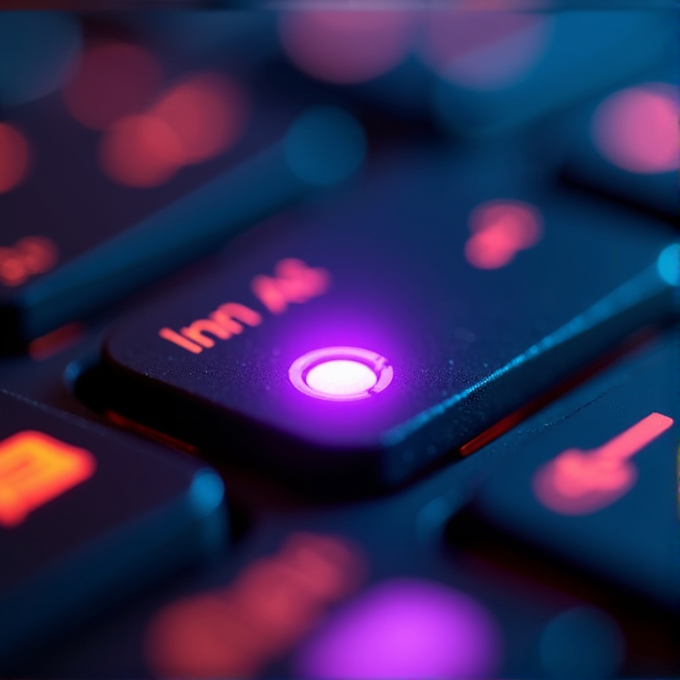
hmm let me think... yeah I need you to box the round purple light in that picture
[289,347,393,401]
[294,578,503,679]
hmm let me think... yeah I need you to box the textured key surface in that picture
[100,148,677,489]
[0,389,226,670]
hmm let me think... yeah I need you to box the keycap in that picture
[0,389,226,671]
[559,76,678,221]
[461,330,679,607]
[0,92,366,352]
[97,149,678,491]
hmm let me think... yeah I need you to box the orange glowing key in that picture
[0,430,96,527]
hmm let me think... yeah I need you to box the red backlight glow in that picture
[592,83,679,174]
[0,122,30,194]
[279,12,413,84]
[63,42,162,130]
[533,412,673,515]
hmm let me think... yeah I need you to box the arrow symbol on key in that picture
[532,412,674,515]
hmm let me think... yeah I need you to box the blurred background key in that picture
[459,329,679,607]
[0,389,226,672]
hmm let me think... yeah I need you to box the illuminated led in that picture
[290,347,393,401]
[62,41,162,130]
[0,430,95,527]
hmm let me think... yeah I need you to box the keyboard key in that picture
[0,389,226,670]
[463,330,679,606]
[0,96,366,352]
[98,150,677,490]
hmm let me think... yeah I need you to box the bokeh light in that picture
[279,12,413,84]
[150,73,247,164]
[0,13,81,106]
[99,114,185,188]
[146,533,365,678]
[592,83,679,174]
[465,200,542,269]
[420,12,552,90]
[62,41,162,130]
[98,73,247,188]
[0,122,31,194]
[294,578,503,679]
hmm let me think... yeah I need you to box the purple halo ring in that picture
[289,346,394,401]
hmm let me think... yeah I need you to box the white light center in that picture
[305,359,378,397]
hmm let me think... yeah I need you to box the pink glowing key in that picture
[533,412,673,515]
[289,347,393,401]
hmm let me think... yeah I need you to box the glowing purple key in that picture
[294,578,503,679]
[289,347,393,401]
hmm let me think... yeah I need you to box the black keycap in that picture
[0,389,226,670]
[0,93,366,352]
[463,330,679,607]
[97,149,678,491]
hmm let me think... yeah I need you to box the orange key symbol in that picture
[532,412,673,515]
[0,430,96,527]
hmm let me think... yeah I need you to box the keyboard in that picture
[0,9,678,679]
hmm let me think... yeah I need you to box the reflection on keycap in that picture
[62,41,163,130]
[0,430,95,527]
[279,12,413,84]
[0,122,31,194]
[464,200,542,269]
[592,83,679,175]
[146,533,365,678]
[294,578,502,679]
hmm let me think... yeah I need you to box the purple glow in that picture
[289,347,393,401]
[294,579,503,679]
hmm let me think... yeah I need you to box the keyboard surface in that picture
[0,9,678,679]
